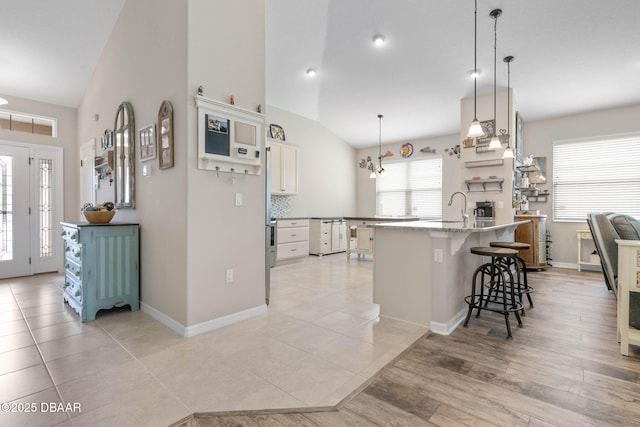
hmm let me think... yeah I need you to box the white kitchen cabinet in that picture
[309,219,347,256]
[267,139,298,195]
[276,218,309,262]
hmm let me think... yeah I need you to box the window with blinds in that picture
[552,133,640,221]
[376,157,442,217]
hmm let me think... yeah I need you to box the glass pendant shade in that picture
[370,171,376,179]
[467,119,485,138]
[502,147,514,158]
[488,135,501,149]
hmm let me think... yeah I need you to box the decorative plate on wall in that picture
[400,143,414,158]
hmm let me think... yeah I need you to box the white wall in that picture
[266,106,357,218]
[0,95,78,222]
[523,103,640,267]
[185,0,266,327]
[78,0,190,325]
[78,0,267,331]
[356,133,460,217]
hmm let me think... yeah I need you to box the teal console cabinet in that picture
[60,222,140,321]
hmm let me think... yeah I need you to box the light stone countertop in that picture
[372,219,530,233]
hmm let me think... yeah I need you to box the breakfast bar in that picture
[372,219,528,334]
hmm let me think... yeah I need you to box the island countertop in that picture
[371,219,530,233]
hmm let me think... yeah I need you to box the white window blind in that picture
[376,157,442,217]
[553,133,640,221]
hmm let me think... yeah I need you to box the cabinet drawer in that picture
[277,241,309,260]
[64,273,83,303]
[278,226,309,243]
[277,219,309,229]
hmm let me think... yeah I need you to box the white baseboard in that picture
[430,307,467,335]
[552,261,602,272]
[185,304,268,337]
[140,302,187,336]
[552,262,576,269]
[141,302,268,338]
[378,314,429,329]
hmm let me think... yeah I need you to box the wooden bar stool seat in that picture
[489,241,530,250]
[464,247,523,338]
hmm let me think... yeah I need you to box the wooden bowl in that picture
[83,210,115,224]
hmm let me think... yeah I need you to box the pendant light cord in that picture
[507,59,510,135]
[377,114,383,172]
[493,11,498,138]
[473,0,478,120]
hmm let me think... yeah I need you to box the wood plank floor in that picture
[191,268,640,426]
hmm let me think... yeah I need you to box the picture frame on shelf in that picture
[100,130,113,150]
[158,100,174,169]
[475,120,496,153]
[138,123,156,162]
[269,123,285,141]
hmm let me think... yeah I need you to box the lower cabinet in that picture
[309,219,347,256]
[61,222,140,321]
[276,219,309,262]
[345,219,377,259]
[515,214,547,269]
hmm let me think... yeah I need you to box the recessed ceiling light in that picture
[0,97,8,105]
[306,68,317,77]
[372,34,386,47]
[468,69,480,79]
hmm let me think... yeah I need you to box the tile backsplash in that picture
[271,195,292,218]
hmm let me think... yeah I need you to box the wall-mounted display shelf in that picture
[94,150,113,172]
[465,178,504,192]
[516,164,540,173]
[195,95,264,175]
[465,159,504,168]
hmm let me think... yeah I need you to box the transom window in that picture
[0,110,56,137]
[552,132,640,221]
[376,157,442,218]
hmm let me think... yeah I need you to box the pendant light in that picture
[502,55,515,159]
[488,9,502,150]
[467,0,485,138]
[370,114,385,179]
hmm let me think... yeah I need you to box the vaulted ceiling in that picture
[1,0,639,148]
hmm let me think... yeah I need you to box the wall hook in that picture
[230,168,236,184]
[215,165,220,178]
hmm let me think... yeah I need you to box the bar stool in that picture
[464,247,523,338]
[489,241,534,310]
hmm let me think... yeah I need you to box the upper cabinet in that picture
[267,139,298,195]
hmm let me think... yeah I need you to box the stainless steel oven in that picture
[265,222,276,305]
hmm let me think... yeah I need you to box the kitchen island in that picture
[373,219,529,334]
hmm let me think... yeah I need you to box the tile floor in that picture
[0,254,427,427]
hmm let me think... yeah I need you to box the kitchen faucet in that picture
[448,192,469,228]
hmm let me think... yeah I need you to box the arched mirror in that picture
[114,102,135,208]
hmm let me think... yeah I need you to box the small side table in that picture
[577,230,601,271]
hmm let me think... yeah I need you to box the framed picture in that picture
[138,123,156,162]
[269,123,285,141]
[158,100,174,169]
[515,112,523,162]
[100,130,113,150]
[475,120,496,153]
